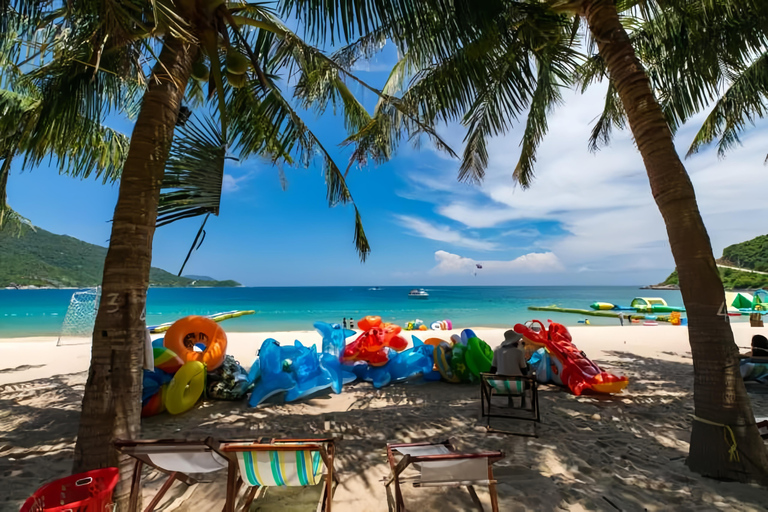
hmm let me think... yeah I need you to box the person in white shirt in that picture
[490,330,528,376]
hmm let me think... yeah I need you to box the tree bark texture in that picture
[582,0,768,482]
[72,36,197,510]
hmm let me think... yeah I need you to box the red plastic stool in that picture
[20,468,119,512]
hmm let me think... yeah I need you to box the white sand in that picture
[2,323,768,510]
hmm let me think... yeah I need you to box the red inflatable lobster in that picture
[342,316,408,366]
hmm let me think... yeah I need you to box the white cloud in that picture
[399,82,768,282]
[222,173,250,193]
[394,214,498,251]
[431,250,564,275]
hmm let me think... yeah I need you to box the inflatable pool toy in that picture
[449,343,475,382]
[248,339,296,407]
[165,361,206,414]
[404,319,425,331]
[577,319,591,324]
[285,341,355,402]
[352,337,435,388]
[148,310,255,333]
[643,320,658,326]
[465,337,493,377]
[163,315,228,370]
[528,348,563,386]
[434,342,461,383]
[314,321,357,394]
[423,338,446,347]
[141,368,173,417]
[153,346,184,374]
[342,317,407,366]
[429,320,453,330]
[450,334,462,345]
[515,320,628,395]
[459,329,476,345]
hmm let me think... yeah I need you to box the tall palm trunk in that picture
[72,36,196,509]
[582,0,768,481]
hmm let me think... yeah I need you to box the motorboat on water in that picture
[408,288,429,299]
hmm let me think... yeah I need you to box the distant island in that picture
[0,225,240,288]
[649,234,768,290]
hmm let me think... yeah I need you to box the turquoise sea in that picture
[0,286,694,338]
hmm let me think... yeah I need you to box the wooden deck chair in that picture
[385,440,504,512]
[220,438,338,512]
[480,372,539,435]
[114,437,230,512]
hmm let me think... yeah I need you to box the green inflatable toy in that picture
[465,337,493,376]
[450,343,475,383]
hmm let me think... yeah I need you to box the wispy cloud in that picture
[431,250,564,275]
[222,173,252,193]
[394,214,498,251]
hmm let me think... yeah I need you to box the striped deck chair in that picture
[480,373,540,435]
[385,440,504,512]
[220,438,338,512]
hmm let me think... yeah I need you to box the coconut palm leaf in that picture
[157,117,227,227]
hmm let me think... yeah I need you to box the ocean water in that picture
[0,286,692,338]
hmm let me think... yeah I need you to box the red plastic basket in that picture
[20,468,119,512]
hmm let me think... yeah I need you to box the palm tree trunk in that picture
[582,0,768,482]
[72,36,196,510]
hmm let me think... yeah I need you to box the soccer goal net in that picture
[57,287,101,346]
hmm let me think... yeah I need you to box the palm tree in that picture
[0,2,445,507]
[282,0,768,481]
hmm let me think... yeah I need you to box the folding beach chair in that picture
[114,437,230,512]
[480,372,540,436]
[385,440,503,512]
[220,438,338,512]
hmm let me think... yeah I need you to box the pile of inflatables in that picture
[403,319,453,331]
[142,315,252,417]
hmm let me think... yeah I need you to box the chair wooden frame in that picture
[385,440,503,512]
[114,437,232,512]
[480,372,539,435]
[220,437,339,512]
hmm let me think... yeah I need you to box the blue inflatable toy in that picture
[151,337,165,349]
[352,337,435,388]
[314,321,357,393]
[248,339,296,407]
[459,329,476,345]
[285,341,356,402]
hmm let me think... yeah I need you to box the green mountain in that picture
[0,226,240,288]
[658,234,768,290]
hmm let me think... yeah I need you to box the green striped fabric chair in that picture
[221,438,337,512]
[480,373,540,435]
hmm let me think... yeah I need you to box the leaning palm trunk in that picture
[582,0,768,481]
[72,36,196,509]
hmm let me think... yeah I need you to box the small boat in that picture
[368,287,383,291]
[408,288,429,299]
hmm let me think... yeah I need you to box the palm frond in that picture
[686,52,768,158]
[588,80,626,152]
[157,117,227,227]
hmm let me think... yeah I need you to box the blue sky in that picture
[6,43,768,287]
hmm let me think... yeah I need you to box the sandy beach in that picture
[2,323,768,511]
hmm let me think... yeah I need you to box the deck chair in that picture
[114,437,230,512]
[480,372,540,436]
[385,440,504,512]
[220,438,338,512]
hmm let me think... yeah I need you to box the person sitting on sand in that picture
[490,330,529,376]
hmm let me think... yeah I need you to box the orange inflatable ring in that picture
[163,315,227,370]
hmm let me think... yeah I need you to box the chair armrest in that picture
[408,451,504,463]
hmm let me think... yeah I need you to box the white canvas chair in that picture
[385,440,504,512]
[115,438,230,512]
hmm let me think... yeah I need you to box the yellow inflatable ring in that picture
[165,361,206,415]
[164,315,227,370]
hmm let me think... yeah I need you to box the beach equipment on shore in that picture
[220,438,338,511]
[115,438,228,512]
[404,319,425,330]
[514,320,628,395]
[207,355,253,400]
[163,315,228,370]
[528,348,563,385]
[429,319,453,330]
[352,337,435,388]
[385,440,504,512]
[630,297,685,313]
[248,339,297,406]
[165,361,206,414]
[153,346,184,374]
[459,328,476,344]
[434,341,461,383]
[449,342,475,382]
[20,467,119,512]
[465,336,494,376]
[342,316,407,366]
[148,309,255,334]
[315,321,356,393]
[141,368,172,417]
[480,372,540,434]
